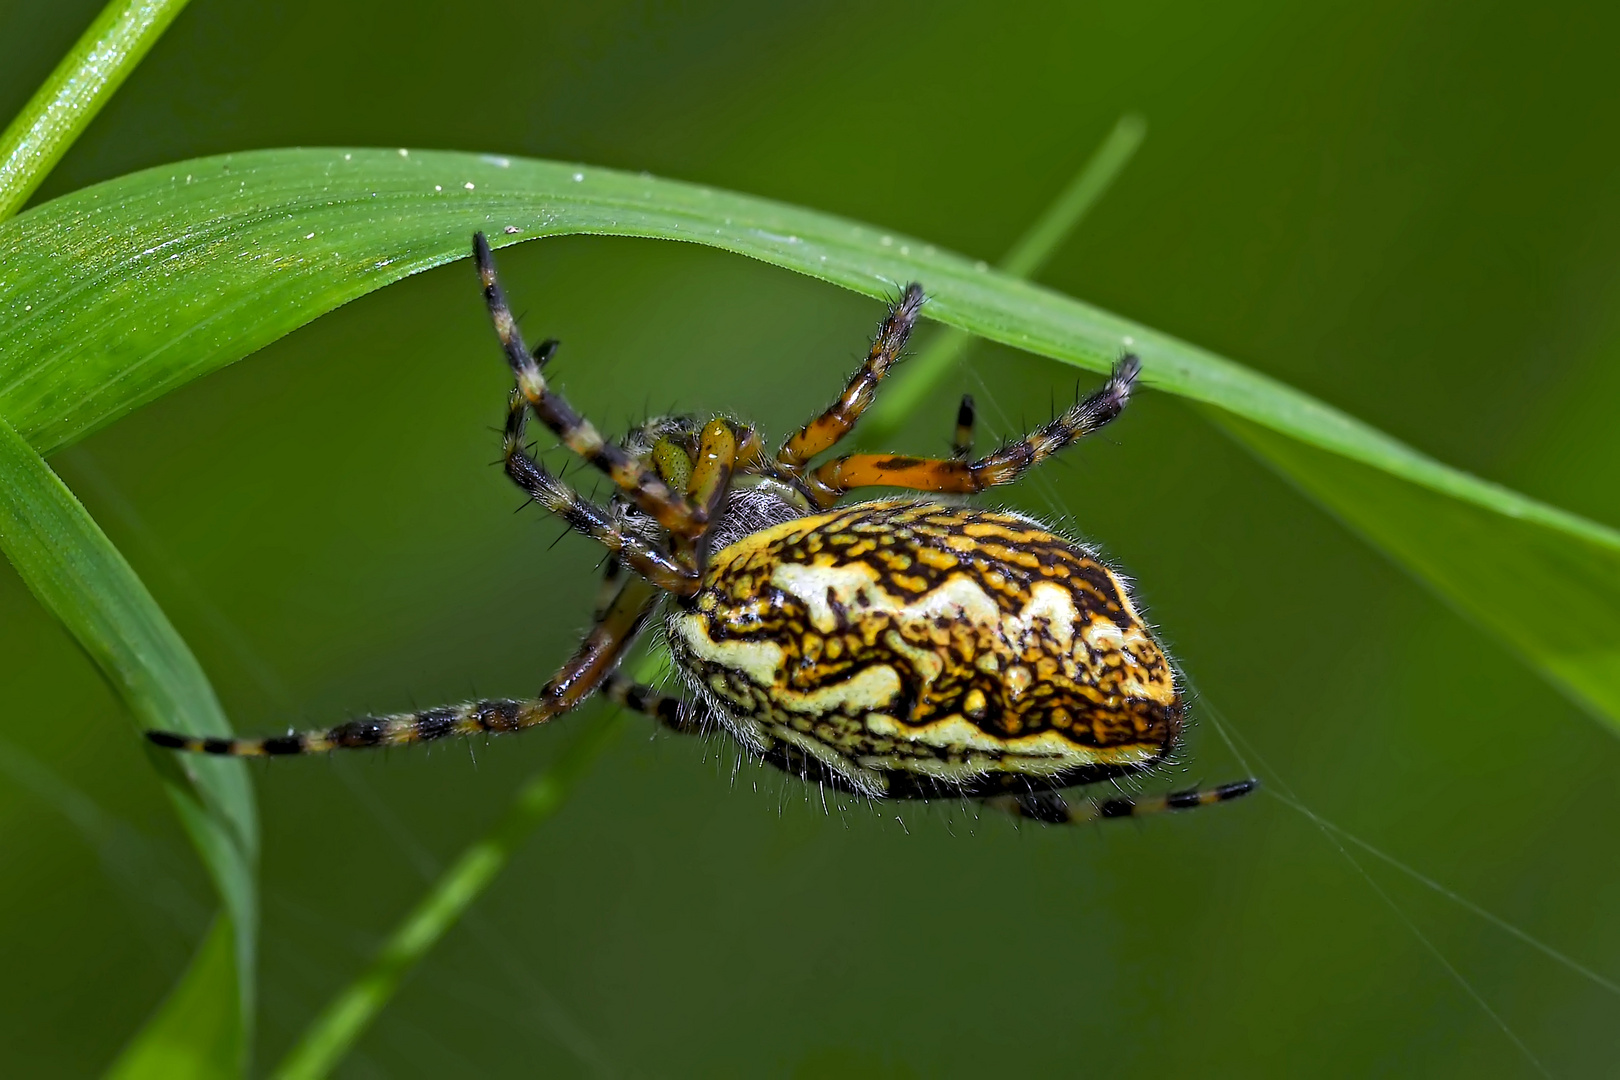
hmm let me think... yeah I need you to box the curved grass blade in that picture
[1,147,1617,731]
[105,915,242,1080]
[0,0,194,221]
[1,3,250,1074]
[1220,414,1620,730]
[0,418,256,1073]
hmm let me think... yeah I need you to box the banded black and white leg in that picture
[145,570,664,756]
[475,231,710,538]
[501,402,697,594]
[985,777,1258,826]
[598,671,703,735]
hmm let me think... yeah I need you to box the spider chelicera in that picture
[149,232,1256,826]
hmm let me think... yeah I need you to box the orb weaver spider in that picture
[149,232,1256,827]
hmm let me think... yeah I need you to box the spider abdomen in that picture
[667,499,1182,798]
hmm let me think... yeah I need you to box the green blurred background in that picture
[4,0,1619,1075]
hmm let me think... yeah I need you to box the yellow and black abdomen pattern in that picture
[666,500,1181,798]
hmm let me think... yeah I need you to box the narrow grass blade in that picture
[269,711,626,1080]
[1,148,1618,734]
[861,113,1145,443]
[1219,413,1620,729]
[0,0,193,221]
[3,4,247,1069]
[0,418,256,1068]
[104,915,242,1080]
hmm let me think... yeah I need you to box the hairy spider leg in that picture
[811,355,1141,498]
[146,575,662,756]
[474,232,709,538]
[731,424,769,476]
[502,387,697,594]
[775,282,926,471]
[951,393,976,461]
[599,671,703,735]
[985,778,1258,826]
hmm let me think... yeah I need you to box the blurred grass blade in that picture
[0,0,193,221]
[862,113,1145,443]
[1219,414,1620,728]
[0,417,256,1070]
[105,916,242,1080]
[1,149,1619,733]
[999,114,1147,279]
[271,712,625,1080]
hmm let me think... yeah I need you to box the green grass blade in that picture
[270,711,626,1080]
[104,915,242,1080]
[1219,413,1620,728]
[0,417,256,1070]
[1,149,1617,733]
[0,0,193,221]
[861,113,1145,443]
[3,4,249,1071]
[999,113,1148,280]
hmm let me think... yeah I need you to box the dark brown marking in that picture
[416,707,461,741]
[334,719,386,748]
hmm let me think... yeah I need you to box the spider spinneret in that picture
[147,232,1257,826]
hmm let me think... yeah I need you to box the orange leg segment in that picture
[810,355,1141,499]
[776,283,925,469]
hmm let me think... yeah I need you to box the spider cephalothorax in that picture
[148,233,1255,826]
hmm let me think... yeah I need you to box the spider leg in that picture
[951,393,975,461]
[983,776,1257,826]
[775,283,925,469]
[809,355,1139,501]
[599,671,702,734]
[502,388,697,594]
[686,417,739,553]
[147,576,663,757]
[687,418,738,523]
[474,232,708,538]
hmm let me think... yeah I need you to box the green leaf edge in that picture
[0,417,255,1072]
[1,1,251,1074]
[104,915,242,1080]
[1,147,1610,556]
[861,112,1146,442]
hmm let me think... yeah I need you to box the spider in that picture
[148,232,1257,827]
